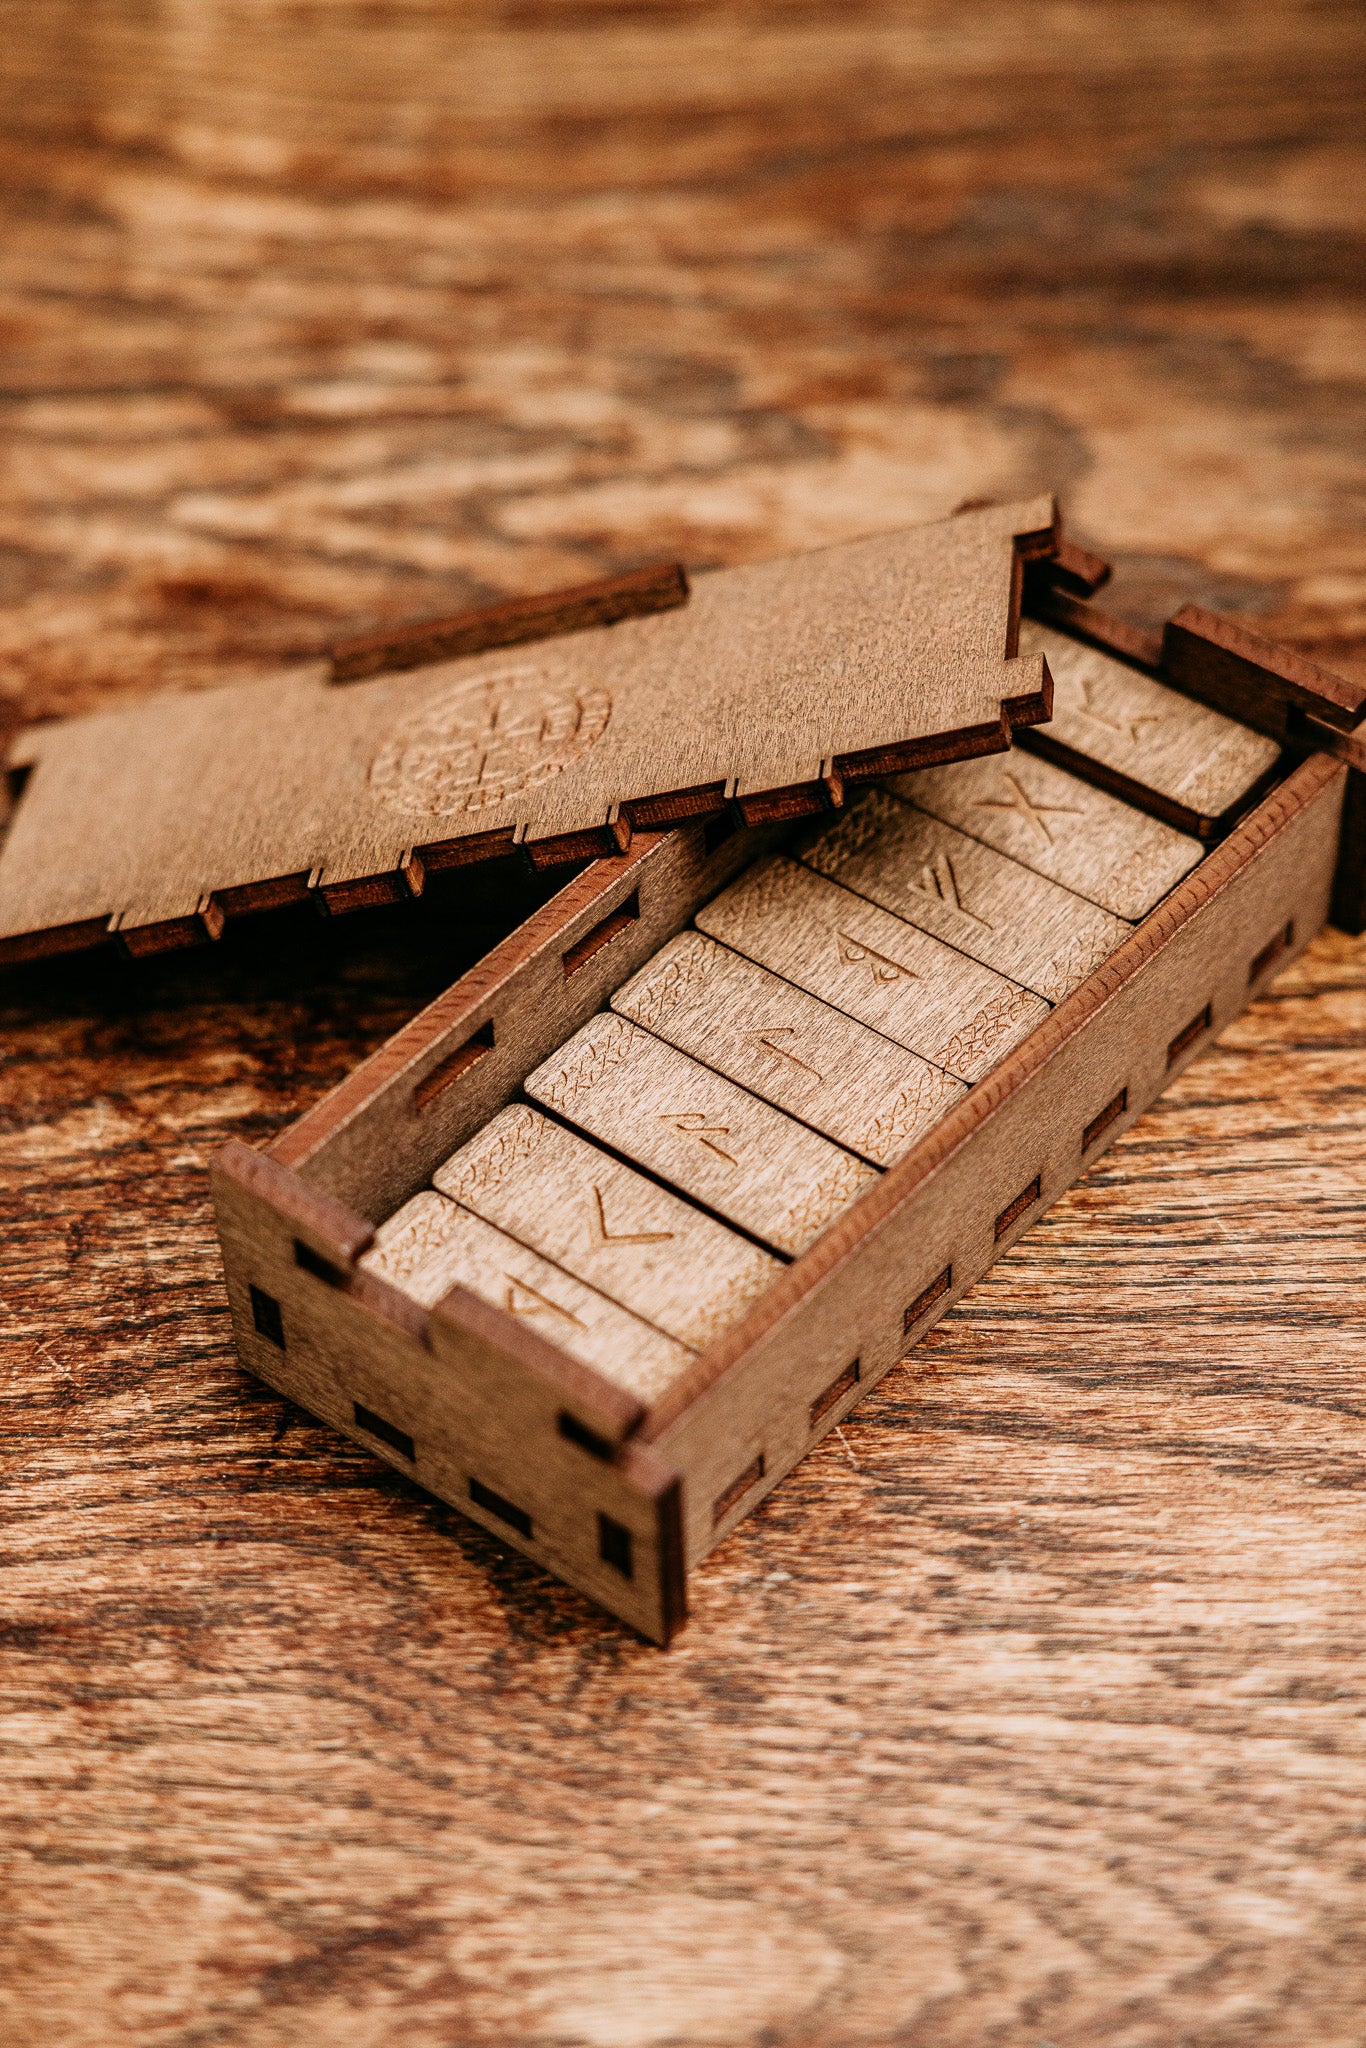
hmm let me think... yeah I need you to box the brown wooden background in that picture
[3,5,1366,2042]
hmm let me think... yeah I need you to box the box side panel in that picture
[211,1153,685,1642]
[646,757,1344,1566]
[272,818,780,1224]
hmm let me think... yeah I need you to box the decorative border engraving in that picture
[854,1068,959,1160]
[441,1104,545,1202]
[724,855,806,929]
[1102,840,1195,922]
[803,790,896,874]
[774,1152,875,1251]
[1034,928,1122,1004]
[685,1259,785,1352]
[537,1014,642,1112]
[369,1193,458,1287]
[936,985,1039,1076]
[618,932,721,1031]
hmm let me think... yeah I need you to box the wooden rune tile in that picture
[887,751,1205,920]
[525,1013,879,1256]
[800,786,1130,1003]
[1017,618,1283,837]
[694,856,1047,1083]
[358,1190,694,1402]
[611,929,965,1165]
[433,1104,780,1350]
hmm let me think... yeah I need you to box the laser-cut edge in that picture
[0,510,1059,969]
[328,561,691,685]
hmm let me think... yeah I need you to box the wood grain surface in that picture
[3,4,1366,2042]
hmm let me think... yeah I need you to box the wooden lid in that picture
[0,495,1057,965]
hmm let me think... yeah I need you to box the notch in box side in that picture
[903,1265,952,1337]
[1082,1087,1128,1154]
[712,1453,765,1527]
[1167,1003,1212,1067]
[1249,919,1294,986]
[250,1284,285,1349]
[355,1402,415,1462]
[994,1176,1042,1242]
[294,1238,349,1288]
[562,891,640,977]
[598,1513,634,1578]
[470,1474,533,1537]
[809,1358,860,1429]
[413,1020,495,1111]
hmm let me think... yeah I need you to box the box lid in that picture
[0,495,1058,965]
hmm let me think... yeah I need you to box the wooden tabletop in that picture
[3,6,1365,2041]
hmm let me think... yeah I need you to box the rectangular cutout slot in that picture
[5,762,31,810]
[558,1410,614,1462]
[249,1284,285,1349]
[901,1253,958,1335]
[294,1239,348,1288]
[598,1513,634,1579]
[703,811,738,855]
[413,1020,495,1112]
[995,1175,1042,1242]
[809,1358,860,1429]
[354,1402,415,1462]
[1083,1087,1128,1153]
[1249,919,1295,987]
[903,1265,952,1336]
[1167,1003,1212,1068]
[562,891,640,978]
[712,1453,765,1527]
[469,1475,533,1539]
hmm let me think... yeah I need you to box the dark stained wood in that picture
[1028,534,1114,598]
[2,4,1366,2041]
[1164,603,1366,734]
[1026,584,1167,669]
[1333,768,1366,933]
[329,561,690,682]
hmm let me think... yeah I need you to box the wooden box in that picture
[211,584,1361,1641]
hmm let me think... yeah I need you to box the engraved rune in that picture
[835,929,917,984]
[751,1028,825,1082]
[587,1184,674,1247]
[1067,675,1164,747]
[973,772,1082,847]
[660,1112,739,1165]
[503,1274,586,1327]
[908,849,992,930]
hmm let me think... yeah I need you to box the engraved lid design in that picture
[370,665,612,817]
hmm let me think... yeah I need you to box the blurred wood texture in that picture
[2,5,1366,2043]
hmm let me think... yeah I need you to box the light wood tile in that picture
[887,750,1204,919]
[1019,618,1282,835]
[359,1189,694,1403]
[433,1104,780,1350]
[526,1013,879,1255]
[801,786,1130,1002]
[695,855,1047,1082]
[611,929,965,1165]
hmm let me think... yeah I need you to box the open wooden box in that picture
[211,577,1363,1640]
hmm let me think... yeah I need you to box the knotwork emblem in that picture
[369,665,611,817]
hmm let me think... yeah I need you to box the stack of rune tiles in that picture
[362,638,1279,1403]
